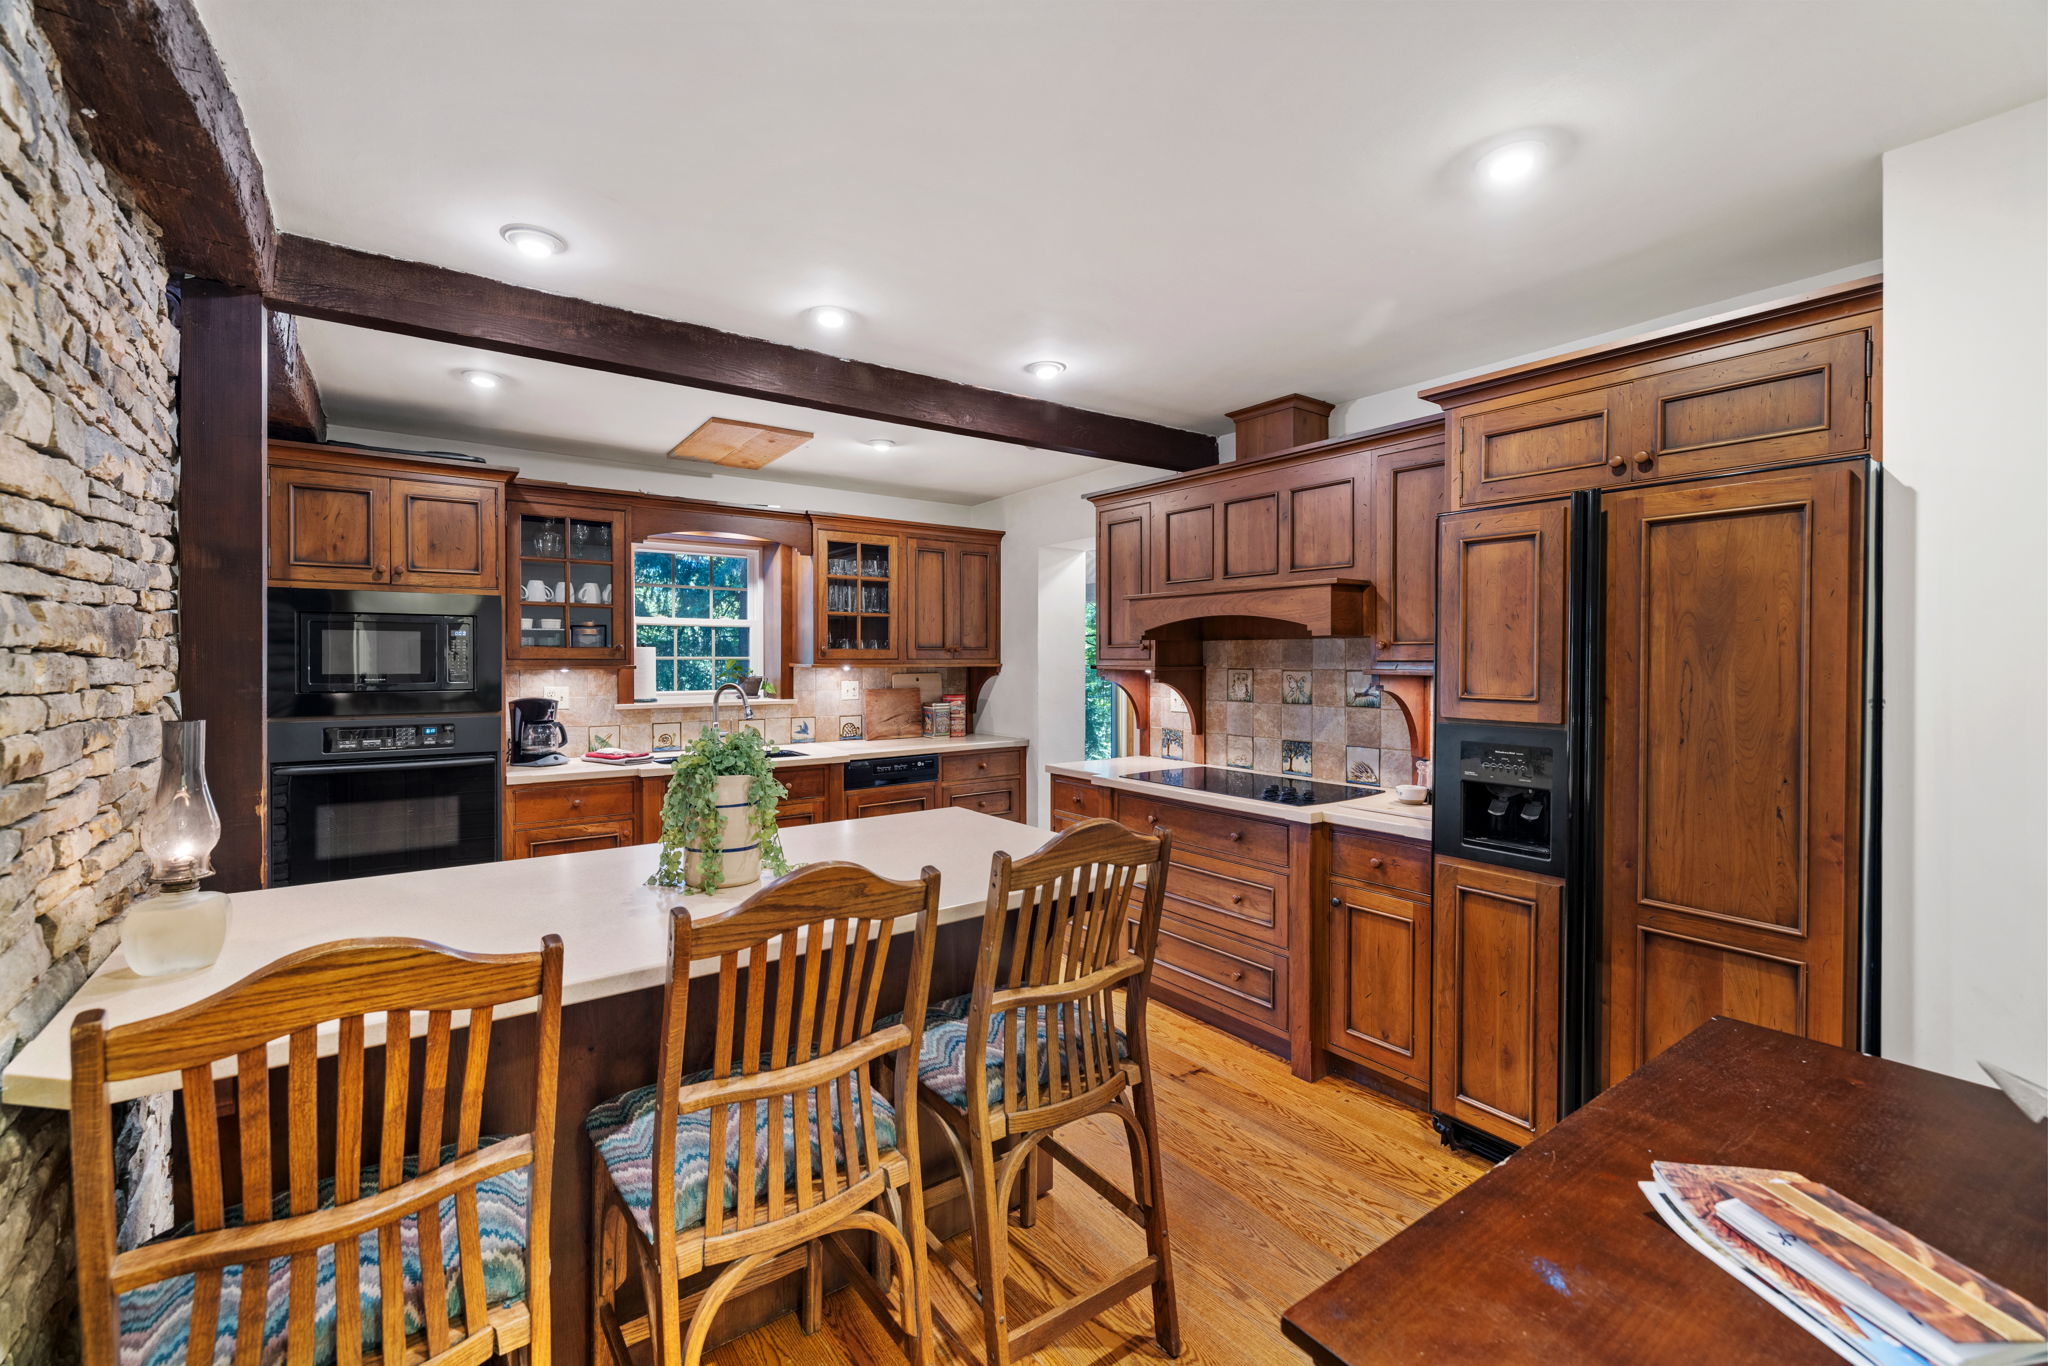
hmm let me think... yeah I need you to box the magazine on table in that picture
[1643,1163,2048,1366]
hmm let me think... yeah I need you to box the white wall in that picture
[1879,100,2048,1083]
[1314,260,1884,441]
[328,424,998,530]
[977,465,1157,820]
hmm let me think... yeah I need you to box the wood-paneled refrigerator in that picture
[1429,458,1877,1154]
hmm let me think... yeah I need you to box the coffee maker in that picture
[508,697,570,766]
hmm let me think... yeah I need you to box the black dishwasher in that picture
[842,753,938,790]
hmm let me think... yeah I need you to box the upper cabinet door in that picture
[1158,492,1219,588]
[388,478,502,590]
[270,466,390,586]
[954,541,998,661]
[1370,441,1446,662]
[1634,328,1871,482]
[814,528,903,662]
[1452,384,1634,507]
[1095,501,1154,665]
[906,538,953,660]
[1599,461,1866,1090]
[1436,501,1570,725]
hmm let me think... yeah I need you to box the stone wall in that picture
[0,0,180,1357]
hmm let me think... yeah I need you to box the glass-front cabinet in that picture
[506,493,629,661]
[812,524,901,662]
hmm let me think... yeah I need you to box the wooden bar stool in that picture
[915,816,1181,1364]
[69,934,565,1366]
[586,861,940,1366]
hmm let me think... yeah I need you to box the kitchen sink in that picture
[765,748,807,758]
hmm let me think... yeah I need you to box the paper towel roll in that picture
[633,646,658,701]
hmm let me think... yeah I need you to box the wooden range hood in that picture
[1123,577,1374,640]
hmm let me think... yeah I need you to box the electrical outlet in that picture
[543,685,570,704]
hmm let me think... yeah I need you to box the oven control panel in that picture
[324,723,458,754]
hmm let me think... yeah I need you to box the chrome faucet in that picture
[711,682,754,734]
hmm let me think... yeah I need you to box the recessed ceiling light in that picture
[1024,360,1067,380]
[499,223,567,258]
[1475,138,1548,187]
[460,369,502,390]
[805,305,854,330]
[864,438,897,451]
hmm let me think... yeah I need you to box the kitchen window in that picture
[632,542,762,694]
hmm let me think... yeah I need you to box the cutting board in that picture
[862,687,923,740]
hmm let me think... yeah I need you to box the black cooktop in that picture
[1121,766,1380,807]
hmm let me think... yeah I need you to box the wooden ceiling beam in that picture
[265,310,326,442]
[268,236,1219,472]
[34,0,274,289]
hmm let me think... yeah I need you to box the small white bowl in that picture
[1393,784,1429,804]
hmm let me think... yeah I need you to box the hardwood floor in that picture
[703,1005,1490,1364]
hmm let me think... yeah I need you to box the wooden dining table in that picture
[1284,1017,2048,1364]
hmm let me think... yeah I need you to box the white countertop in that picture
[1045,756,1433,839]
[507,734,1030,786]
[3,808,1054,1111]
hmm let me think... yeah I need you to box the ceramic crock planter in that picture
[652,727,792,894]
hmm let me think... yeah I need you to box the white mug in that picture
[526,579,551,601]
[577,582,600,603]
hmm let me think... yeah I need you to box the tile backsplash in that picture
[1143,638,1426,787]
[505,664,971,755]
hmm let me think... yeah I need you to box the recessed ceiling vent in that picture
[667,417,812,468]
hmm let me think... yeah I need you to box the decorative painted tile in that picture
[1226,734,1252,768]
[1161,727,1185,761]
[1227,669,1253,703]
[1281,739,1312,776]
[1282,671,1313,705]
[1345,746,1380,786]
[791,716,815,743]
[839,714,864,740]
[650,724,679,748]
[1346,671,1381,708]
[589,729,616,751]
[839,678,862,701]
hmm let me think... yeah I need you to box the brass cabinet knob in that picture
[1634,450,1654,468]
[1369,856,1384,869]
[1607,453,1626,470]
[1228,830,1243,841]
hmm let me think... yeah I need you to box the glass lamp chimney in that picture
[142,719,220,889]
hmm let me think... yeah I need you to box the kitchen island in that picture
[5,807,1059,1361]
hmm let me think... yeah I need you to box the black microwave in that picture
[268,588,502,718]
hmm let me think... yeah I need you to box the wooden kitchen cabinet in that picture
[1436,500,1570,725]
[1428,280,1880,509]
[772,764,835,827]
[269,443,510,592]
[507,777,639,860]
[506,490,629,662]
[1049,775,1112,830]
[1326,878,1431,1087]
[906,532,1001,664]
[1093,498,1155,666]
[1368,433,1447,664]
[812,522,903,663]
[1599,461,1866,1088]
[935,747,1025,822]
[1431,855,1563,1147]
[842,783,937,820]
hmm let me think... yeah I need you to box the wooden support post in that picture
[178,282,270,891]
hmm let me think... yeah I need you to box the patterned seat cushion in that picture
[116,1148,529,1366]
[586,1070,898,1242]
[914,993,1130,1111]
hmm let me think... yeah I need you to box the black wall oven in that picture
[268,715,501,886]
[268,588,501,718]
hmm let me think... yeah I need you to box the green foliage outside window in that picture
[634,548,755,690]
[1083,597,1119,760]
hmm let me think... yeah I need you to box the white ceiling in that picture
[202,0,2044,444]
[292,318,1118,504]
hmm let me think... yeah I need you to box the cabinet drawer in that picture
[510,779,636,827]
[1156,848,1288,947]
[776,765,831,801]
[776,799,828,827]
[1050,810,1090,832]
[1114,792,1289,868]
[942,748,1021,783]
[1328,829,1431,896]
[944,779,1020,821]
[1050,776,1111,821]
[1147,916,1287,1037]
[511,818,635,859]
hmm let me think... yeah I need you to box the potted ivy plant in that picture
[652,726,793,894]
